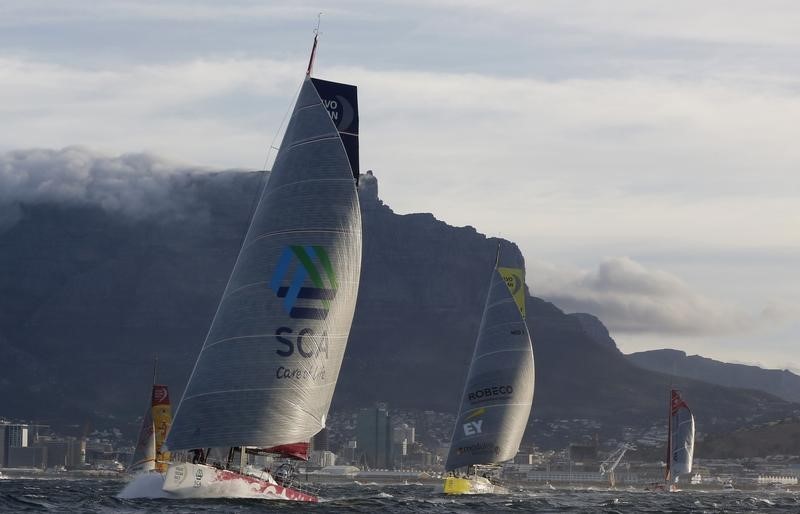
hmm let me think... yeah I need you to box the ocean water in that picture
[1,475,799,513]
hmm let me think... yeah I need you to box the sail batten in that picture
[445,246,535,471]
[165,76,362,452]
[181,380,340,400]
[473,348,534,360]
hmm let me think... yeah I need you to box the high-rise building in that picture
[7,446,46,469]
[391,423,416,468]
[310,450,337,468]
[311,427,329,452]
[392,423,415,445]
[6,424,29,448]
[342,440,358,464]
[1,423,30,468]
[0,425,5,468]
[40,438,85,469]
[356,402,392,469]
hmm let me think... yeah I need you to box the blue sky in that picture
[1,0,798,370]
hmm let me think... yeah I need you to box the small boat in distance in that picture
[443,244,535,494]
[128,360,172,474]
[665,389,695,491]
[160,30,363,503]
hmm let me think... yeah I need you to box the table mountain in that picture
[0,170,795,447]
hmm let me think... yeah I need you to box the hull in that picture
[162,463,317,502]
[443,475,509,495]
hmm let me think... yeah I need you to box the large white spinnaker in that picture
[445,244,535,471]
[164,74,362,452]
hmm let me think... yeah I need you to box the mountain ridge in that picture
[627,348,800,404]
[0,170,796,449]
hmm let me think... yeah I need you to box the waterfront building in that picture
[356,402,392,469]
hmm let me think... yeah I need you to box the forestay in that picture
[445,245,535,471]
[165,76,362,451]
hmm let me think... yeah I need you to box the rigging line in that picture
[261,79,303,172]
[244,71,305,256]
[314,12,322,35]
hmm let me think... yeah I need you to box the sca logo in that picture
[269,245,337,359]
[269,245,338,320]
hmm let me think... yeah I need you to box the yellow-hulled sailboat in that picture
[443,243,535,494]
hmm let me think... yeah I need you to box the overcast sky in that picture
[1,0,798,371]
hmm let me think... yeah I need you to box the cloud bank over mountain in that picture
[531,257,751,336]
[0,146,239,230]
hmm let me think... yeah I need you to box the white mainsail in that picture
[445,244,535,471]
[165,73,362,451]
[667,389,695,480]
[128,406,155,473]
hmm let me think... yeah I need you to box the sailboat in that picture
[128,363,173,474]
[443,244,535,494]
[160,33,362,502]
[128,405,155,474]
[665,389,695,491]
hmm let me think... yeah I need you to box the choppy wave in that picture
[2,476,800,512]
[117,472,170,499]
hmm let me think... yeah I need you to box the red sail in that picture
[671,389,688,414]
[260,442,310,461]
[151,384,171,406]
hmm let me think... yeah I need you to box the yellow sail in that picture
[151,384,173,473]
[497,267,526,319]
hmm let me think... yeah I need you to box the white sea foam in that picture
[117,473,171,499]
[354,481,380,486]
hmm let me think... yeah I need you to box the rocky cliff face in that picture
[0,171,795,445]
[568,313,620,353]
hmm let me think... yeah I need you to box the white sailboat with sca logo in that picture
[443,244,535,495]
[160,33,362,502]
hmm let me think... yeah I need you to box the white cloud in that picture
[408,0,800,47]
[1,53,797,279]
[530,256,751,336]
[0,146,228,229]
[0,56,303,169]
[0,0,798,369]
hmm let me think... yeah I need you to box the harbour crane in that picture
[599,443,636,488]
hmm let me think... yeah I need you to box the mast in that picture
[150,354,172,473]
[665,389,673,483]
[306,13,322,77]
